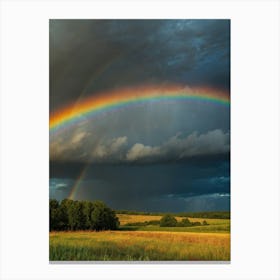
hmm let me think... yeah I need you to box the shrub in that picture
[177,218,192,227]
[159,214,177,227]
[124,220,160,226]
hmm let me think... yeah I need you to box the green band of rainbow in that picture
[50,85,230,134]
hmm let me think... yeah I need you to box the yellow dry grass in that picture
[50,230,230,261]
[117,214,164,225]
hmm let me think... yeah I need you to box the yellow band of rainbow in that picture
[50,85,230,134]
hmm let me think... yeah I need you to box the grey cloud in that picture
[50,129,229,163]
[91,136,128,160]
[55,185,68,191]
[126,143,161,161]
[49,159,230,211]
[126,129,229,162]
[50,129,91,161]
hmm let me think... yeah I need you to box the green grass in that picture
[120,224,230,233]
[119,218,230,233]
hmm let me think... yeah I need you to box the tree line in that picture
[49,199,119,231]
[123,215,208,227]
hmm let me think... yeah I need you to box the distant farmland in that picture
[117,214,230,227]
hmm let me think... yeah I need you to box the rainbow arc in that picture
[50,85,230,134]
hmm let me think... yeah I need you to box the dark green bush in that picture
[192,221,202,226]
[177,218,192,227]
[159,214,177,227]
[124,220,160,226]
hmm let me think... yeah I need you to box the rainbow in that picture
[68,166,89,200]
[50,85,230,134]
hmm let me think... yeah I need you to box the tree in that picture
[49,199,60,231]
[90,201,119,231]
[59,199,73,230]
[49,199,119,231]
[82,200,94,229]
[76,201,88,230]
[68,200,80,230]
[159,214,177,227]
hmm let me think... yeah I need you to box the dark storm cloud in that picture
[49,158,229,211]
[49,131,230,212]
[50,19,230,111]
[50,153,229,178]
[50,129,229,163]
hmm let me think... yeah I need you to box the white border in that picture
[1,0,279,279]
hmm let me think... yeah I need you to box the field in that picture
[50,214,230,261]
[117,214,230,232]
[50,231,230,261]
[120,224,230,233]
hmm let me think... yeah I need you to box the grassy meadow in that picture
[50,213,230,261]
[50,230,230,261]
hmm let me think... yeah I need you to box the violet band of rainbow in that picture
[50,85,230,134]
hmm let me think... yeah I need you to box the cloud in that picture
[91,136,128,160]
[50,129,229,163]
[208,176,230,184]
[56,183,67,187]
[49,178,73,200]
[110,136,128,152]
[50,128,91,161]
[126,143,161,161]
[50,160,230,211]
[126,129,229,162]
[71,131,88,144]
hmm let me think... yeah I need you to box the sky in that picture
[49,19,230,212]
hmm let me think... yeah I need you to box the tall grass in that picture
[50,231,230,261]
